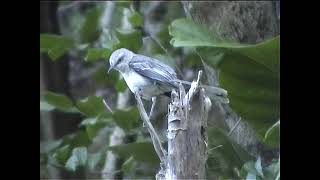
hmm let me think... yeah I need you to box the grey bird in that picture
[108,48,228,104]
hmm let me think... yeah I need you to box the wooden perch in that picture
[135,71,212,180]
[164,70,211,179]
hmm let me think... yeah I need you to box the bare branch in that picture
[102,98,113,114]
[135,94,167,163]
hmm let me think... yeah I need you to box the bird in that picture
[107,48,228,106]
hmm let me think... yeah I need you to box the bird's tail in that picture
[171,79,229,104]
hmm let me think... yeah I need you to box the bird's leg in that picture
[142,97,157,127]
[136,88,148,128]
[149,96,157,119]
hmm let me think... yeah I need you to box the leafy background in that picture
[40,1,279,179]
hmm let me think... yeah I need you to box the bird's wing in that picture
[129,55,178,89]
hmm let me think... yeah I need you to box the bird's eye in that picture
[116,57,123,65]
[116,56,124,66]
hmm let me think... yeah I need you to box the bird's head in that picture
[108,48,134,73]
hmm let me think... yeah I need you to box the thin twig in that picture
[208,145,223,153]
[135,94,167,163]
[228,117,241,136]
[149,97,157,119]
[103,98,113,114]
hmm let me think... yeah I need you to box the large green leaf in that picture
[169,19,243,48]
[169,18,280,137]
[91,67,119,87]
[41,91,78,113]
[112,107,140,131]
[240,157,279,180]
[81,114,112,140]
[128,11,144,27]
[63,130,91,148]
[264,159,280,180]
[85,48,112,62]
[80,7,103,43]
[97,28,121,50]
[254,156,264,178]
[40,34,74,61]
[65,147,88,171]
[115,79,128,92]
[87,152,105,171]
[108,141,159,164]
[76,96,109,117]
[121,156,136,173]
[207,128,254,178]
[40,100,55,112]
[40,139,62,154]
[114,28,143,52]
[264,120,280,148]
[52,145,71,165]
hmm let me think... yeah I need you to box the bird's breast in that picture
[121,71,163,100]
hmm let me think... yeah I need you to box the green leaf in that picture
[116,1,131,8]
[128,11,144,27]
[79,115,112,140]
[264,159,280,179]
[80,7,102,43]
[87,152,103,171]
[92,67,119,87]
[207,128,253,178]
[169,18,280,137]
[240,161,258,179]
[121,156,136,173]
[40,34,74,61]
[80,115,112,126]
[63,130,91,147]
[85,48,112,61]
[109,142,159,164]
[115,79,128,92]
[53,145,71,165]
[169,19,242,48]
[98,28,121,50]
[115,28,143,52]
[40,100,55,112]
[254,156,264,178]
[42,91,78,113]
[40,139,62,154]
[264,120,280,147]
[86,123,106,140]
[246,171,257,180]
[65,147,88,171]
[112,107,140,131]
[76,96,107,117]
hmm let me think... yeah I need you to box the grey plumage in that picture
[129,55,179,91]
[108,48,228,103]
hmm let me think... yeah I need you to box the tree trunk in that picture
[181,0,280,160]
[143,72,210,179]
[166,85,210,179]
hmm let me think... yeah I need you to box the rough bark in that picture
[165,74,211,179]
[135,71,209,180]
[182,1,280,44]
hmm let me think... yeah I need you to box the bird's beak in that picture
[108,66,113,74]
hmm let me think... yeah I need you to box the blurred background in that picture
[40,1,280,179]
